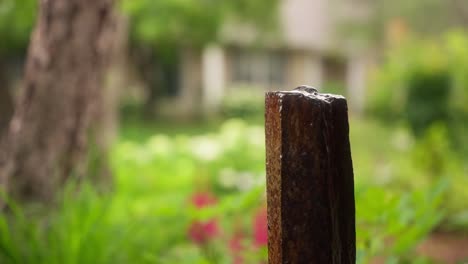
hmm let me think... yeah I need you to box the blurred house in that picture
[159,0,373,117]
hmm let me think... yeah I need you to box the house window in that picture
[231,49,286,87]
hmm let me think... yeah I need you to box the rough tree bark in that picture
[0,61,14,139]
[0,0,116,202]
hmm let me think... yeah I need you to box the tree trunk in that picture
[0,0,116,202]
[0,60,14,139]
[0,61,14,191]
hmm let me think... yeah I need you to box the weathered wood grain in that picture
[265,85,356,264]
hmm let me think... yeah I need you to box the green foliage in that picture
[335,0,466,45]
[351,118,467,232]
[0,118,459,263]
[405,67,451,136]
[121,0,279,49]
[0,0,279,59]
[411,124,468,229]
[0,0,36,57]
[367,31,468,149]
[1,120,269,264]
[356,179,448,263]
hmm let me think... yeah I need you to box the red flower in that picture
[192,192,217,208]
[253,206,268,247]
[229,232,245,264]
[188,192,219,245]
[188,219,219,244]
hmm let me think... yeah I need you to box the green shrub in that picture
[367,31,468,143]
[406,68,451,136]
[0,119,453,263]
[0,0,36,56]
[356,179,448,263]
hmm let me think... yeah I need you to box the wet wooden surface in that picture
[265,86,356,264]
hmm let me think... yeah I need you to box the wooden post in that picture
[265,86,356,264]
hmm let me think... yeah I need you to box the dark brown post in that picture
[265,86,356,264]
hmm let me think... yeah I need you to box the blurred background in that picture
[0,0,468,263]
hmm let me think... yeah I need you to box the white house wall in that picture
[202,44,226,114]
[346,53,368,114]
[280,0,332,50]
[287,51,323,90]
[169,0,373,117]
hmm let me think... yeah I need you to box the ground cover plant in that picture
[1,118,461,263]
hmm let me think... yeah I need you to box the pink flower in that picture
[229,232,245,264]
[188,219,219,244]
[188,192,219,245]
[191,192,217,208]
[253,207,268,247]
